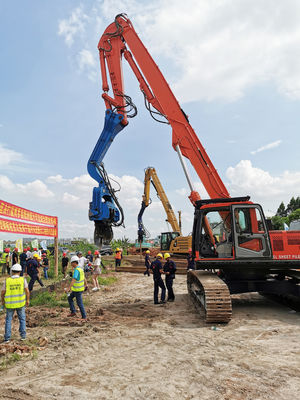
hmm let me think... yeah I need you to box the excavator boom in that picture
[98,14,230,203]
[89,14,229,245]
[137,167,181,242]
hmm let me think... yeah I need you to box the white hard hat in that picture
[11,263,22,272]
[70,255,79,263]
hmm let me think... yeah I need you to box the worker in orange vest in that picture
[115,248,122,270]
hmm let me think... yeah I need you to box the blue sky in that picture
[1,0,300,240]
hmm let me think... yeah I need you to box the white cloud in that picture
[147,0,300,102]
[226,160,300,199]
[5,164,299,241]
[109,174,144,212]
[46,174,67,183]
[44,171,173,238]
[176,187,188,196]
[0,175,15,190]
[59,219,94,238]
[59,1,300,102]
[0,175,54,198]
[64,174,95,190]
[62,192,80,204]
[47,171,145,217]
[250,140,282,155]
[0,143,25,169]
[77,49,97,81]
[58,7,88,46]
[77,49,96,68]
[17,180,54,198]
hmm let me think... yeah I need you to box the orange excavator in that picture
[89,14,300,322]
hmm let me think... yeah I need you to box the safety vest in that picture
[71,267,85,292]
[4,277,26,309]
[115,251,121,260]
[1,252,8,263]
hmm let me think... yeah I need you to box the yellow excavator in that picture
[137,167,192,255]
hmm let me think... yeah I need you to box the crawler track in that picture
[187,270,232,323]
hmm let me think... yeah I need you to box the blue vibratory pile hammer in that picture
[87,110,125,246]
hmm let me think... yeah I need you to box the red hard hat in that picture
[27,247,31,251]
[188,248,192,252]
[88,250,91,255]
[14,248,18,252]
[63,253,66,256]
[34,248,37,251]
[94,250,99,255]
[4,248,10,253]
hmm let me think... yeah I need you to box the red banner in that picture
[0,200,57,226]
[0,217,57,237]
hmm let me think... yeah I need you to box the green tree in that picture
[276,202,286,217]
[286,197,295,215]
[271,215,285,230]
[111,237,132,255]
[286,196,300,215]
[69,241,97,254]
[287,208,300,224]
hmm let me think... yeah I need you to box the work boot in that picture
[67,313,76,317]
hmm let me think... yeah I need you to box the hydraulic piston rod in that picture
[176,145,200,205]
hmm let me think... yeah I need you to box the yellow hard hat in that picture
[116,248,120,251]
[156,253,163,258]
[33,254,40,259]
[164,253,171,259]
[146,250,150,254]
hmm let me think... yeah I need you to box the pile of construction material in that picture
[128,247,160,256]
[116,255,188,274]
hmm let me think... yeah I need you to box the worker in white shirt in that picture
[77,252,87,270]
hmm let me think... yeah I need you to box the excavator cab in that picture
[231,204,272,259]
[193,198,272,261]
[160,231,180,251]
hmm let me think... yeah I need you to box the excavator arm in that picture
[89,13,229,245]
[98,14,230,203]
[137,167,181,242]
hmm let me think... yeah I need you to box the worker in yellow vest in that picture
[1,263,30,343]
[1,248,10,276]
[65,255,88,321]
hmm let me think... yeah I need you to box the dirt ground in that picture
[0,272,299,400]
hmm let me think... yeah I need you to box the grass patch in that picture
[30,290,90,308]
[31,349,38,359]
[22,337,39,347]
[100,266,109,274]
[97,276,117,286]
[11,353,21,362]
[101,259,111,268]
[0,352,22,370]
[30,291,69,308]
